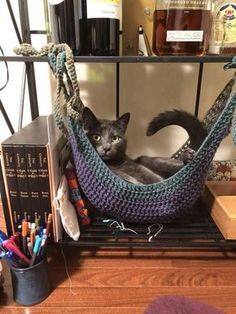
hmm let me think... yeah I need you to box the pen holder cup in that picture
[10,257,52,306]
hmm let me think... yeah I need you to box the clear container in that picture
[152,0,212,56]
[208,1,236,55]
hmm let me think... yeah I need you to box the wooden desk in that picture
[1,201,236,313]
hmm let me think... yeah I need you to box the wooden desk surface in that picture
[1,202,236,313]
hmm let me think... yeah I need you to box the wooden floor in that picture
[1,204,236,313]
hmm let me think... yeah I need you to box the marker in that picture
[30,228,36,247]
[37,235,47,261]
[3,240,30,264]
[0,251,19,268]
[35,217,40,229]
[0,230,8,244]
[11,232,22,249]
[22,220,28,257]
[27,242,33,257]
[30,237,42,267]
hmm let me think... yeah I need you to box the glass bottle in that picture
[208,1,236,55]
[152,0,212,56]
[45,0,121,56]
[46,0,81,55]
[78,0,121,56]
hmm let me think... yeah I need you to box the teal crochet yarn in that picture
[68,92,236,222]
[14,43,236,222]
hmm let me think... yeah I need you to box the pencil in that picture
[22,220,28,257]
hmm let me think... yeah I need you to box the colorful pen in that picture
[0,251,18,268]
[27,242,33,257]
[22,220,28,256]
[35,217,40,230]
[0,230,8,244]
[30,237,42,267]
[3,240,30,264]
[45,214,52,237]
[30,228,36,247]
[37,235,47,261]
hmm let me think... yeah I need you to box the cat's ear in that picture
[82,107,99,130]
[116,112,130,132]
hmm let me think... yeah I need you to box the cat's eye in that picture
[93,134,101,142]
[112,136,120,143]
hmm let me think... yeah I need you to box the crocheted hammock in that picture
[15,44,236,223]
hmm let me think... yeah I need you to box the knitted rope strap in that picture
[15,44,236,146]
[14,43,84,138]
[224,57,236,145]
[173,66,236,159]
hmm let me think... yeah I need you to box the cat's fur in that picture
[82,107,207,184]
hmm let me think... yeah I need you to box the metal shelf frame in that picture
[60,210,236,251]
[0,0,235,249]
[0,55,234,63]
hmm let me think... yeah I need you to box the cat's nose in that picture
[103,145,111,152]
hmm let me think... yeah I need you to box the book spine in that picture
[25,146,41,223]
[1,145,22,231]
[36,146,51,226]
[14,145,32,222]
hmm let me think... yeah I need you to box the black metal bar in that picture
[30,30,47,35]
[116,62,120,118]
[0,55,234,63]
[80,226,219,234]
[57,212,236,251]
[18,0,39,120]
[0,159,13,236]
[25,63,39,119]
[6,0,23,44]
[194,62,204,117]
[18,64,27,130]
[78,233,221,240]
[18,0,30,43]
[60,239,236,249]
[0,99,15,134]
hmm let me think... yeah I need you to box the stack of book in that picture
[1,115,69,241]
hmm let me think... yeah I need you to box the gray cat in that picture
[82,107,207,184]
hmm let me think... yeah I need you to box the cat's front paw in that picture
[182,148,195,164]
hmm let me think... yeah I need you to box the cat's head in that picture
[82,107,130,163]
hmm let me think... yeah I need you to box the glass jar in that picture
[152,0,212,56]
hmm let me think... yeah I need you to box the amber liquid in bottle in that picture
[152,9,212,56]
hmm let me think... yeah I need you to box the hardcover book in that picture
[14,145,31,222]
[1,145,21,231]
[25,146,41,224]
[1,115,66,239]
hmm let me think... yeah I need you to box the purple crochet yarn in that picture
[145,295,224,314]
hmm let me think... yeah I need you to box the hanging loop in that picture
[224,56,236,71]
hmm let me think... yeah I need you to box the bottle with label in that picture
[208,1,236,54]
[79,0,121,55]
[152,0,212,56]
[46,0,121,56]
[47,0,81,55]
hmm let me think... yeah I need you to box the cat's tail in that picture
[147,110,208,150]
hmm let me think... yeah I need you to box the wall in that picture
[0,0,235,162]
